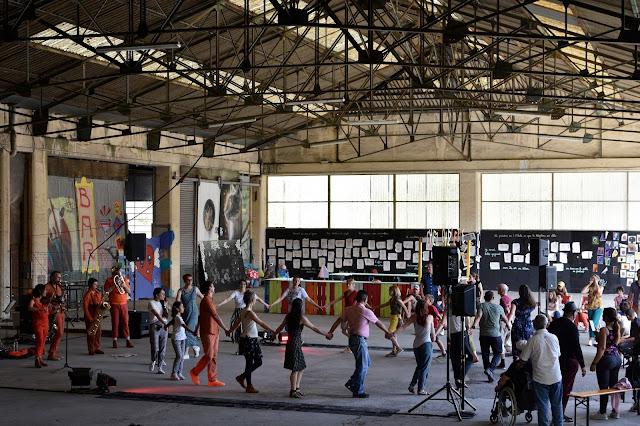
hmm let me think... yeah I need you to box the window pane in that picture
[482,202,552,229]
[268,176,328,202]
[268,202,328,228]
[396,202,459,228]
[126,201,153,238]
[482,173,552,201]
[554,172,626,201]
[629,202,640,229]
[330,175,393,201]
[330,202,393,228]
[554,202,626,230]
[629,173,640,201]
[397,174,459,201]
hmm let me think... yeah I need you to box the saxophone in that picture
[88,292,111,336]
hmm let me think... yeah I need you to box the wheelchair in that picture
[490,364,536,426]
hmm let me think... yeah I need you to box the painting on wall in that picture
[131,230,174,299]
[197,181,220,242]
[219,183,242,240]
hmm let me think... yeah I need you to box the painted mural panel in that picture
[197,181,220,242]
[47,196,78,273]
[130,230,174,299]
[219,183,242,240]
[75,177,99,273]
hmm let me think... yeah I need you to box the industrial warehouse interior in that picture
[1,0,640,425]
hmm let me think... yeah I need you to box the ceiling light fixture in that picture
[494,110,550,119]
[96,42,181,53]
[538,134,592,143]
[309,139,350,148]
[284,98,344,106]
[344,119,399,126]
[208,118,257,128]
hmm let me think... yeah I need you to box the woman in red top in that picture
[323,277,358,353]
[29,284,49,368]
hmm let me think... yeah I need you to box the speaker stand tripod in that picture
[408,286,476,420]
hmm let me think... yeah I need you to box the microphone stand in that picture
[53,282,73,373]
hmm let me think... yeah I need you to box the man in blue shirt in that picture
[421,262,441,311]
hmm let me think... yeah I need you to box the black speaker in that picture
[203,138,215,157]
[539,265,558,290]
[77,116,92,141]
[451,284,476,317]
[432,246,460,286]
[31,109,49,136]
[146,131,161,150]
[530,238,549,266]
[128,311,149,339]
[125,232,147,261]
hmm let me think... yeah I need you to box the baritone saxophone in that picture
[88,292,111,336]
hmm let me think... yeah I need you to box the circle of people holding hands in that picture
[32,264,640,424]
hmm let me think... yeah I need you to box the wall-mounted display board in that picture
[480,230,640,294]
[199,240,245,292]
[265,228,477,279]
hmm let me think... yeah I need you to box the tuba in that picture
[88,291,110,336]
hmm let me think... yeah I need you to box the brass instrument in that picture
[113,273,126,295]
[88,291,110,336]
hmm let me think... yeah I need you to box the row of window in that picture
[268,173,640,230]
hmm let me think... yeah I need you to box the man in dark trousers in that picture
[548,301,586,423]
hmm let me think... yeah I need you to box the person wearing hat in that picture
[104,263,134,348]
[547,300,587,423]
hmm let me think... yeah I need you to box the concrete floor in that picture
[1,289,638,426]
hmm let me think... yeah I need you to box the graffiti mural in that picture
[75,177,99,273]
[130,230,175,299]
[47,197,78,272]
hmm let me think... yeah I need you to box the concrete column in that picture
[250,176,267,271]
[29,150,48,287]
[154,166,180,296]
[0,149,9,318]
[459,171,481,232]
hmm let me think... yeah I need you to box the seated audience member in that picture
[555,281,571,304]
[614,286,628,314]
[574,296,590,332]
[547,290,561,321]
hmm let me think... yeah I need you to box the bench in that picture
[570,388,640,425]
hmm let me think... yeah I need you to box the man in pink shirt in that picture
[328,290,392,398]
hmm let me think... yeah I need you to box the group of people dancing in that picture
[29,264,640,424]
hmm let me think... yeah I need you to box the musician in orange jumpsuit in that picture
[190,281,229,387]
[42,271,64,360]
[83,278,105,355]
[104,264,134,348]
[29,284,49,368]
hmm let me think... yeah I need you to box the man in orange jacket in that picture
[104,264,134,348]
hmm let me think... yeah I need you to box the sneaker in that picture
[498,360,506,369]
[485,369,495,383]
[588,339,593,347]
[564,415,573,423]
[630,403,638,412]
[157,368,165,374]
[345,381,355,392]
[189,369,199,385]
[193,346,200,357]
[353,392,370,398]
[183,353,190,360]
[207,380,225,387]
[178,374,185,380]
[609,410,619,419]
[408,385,415,394]
[171,373,180,381]
[162,360,167,366]
[149,361,156,372]
[590,412,608,420]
